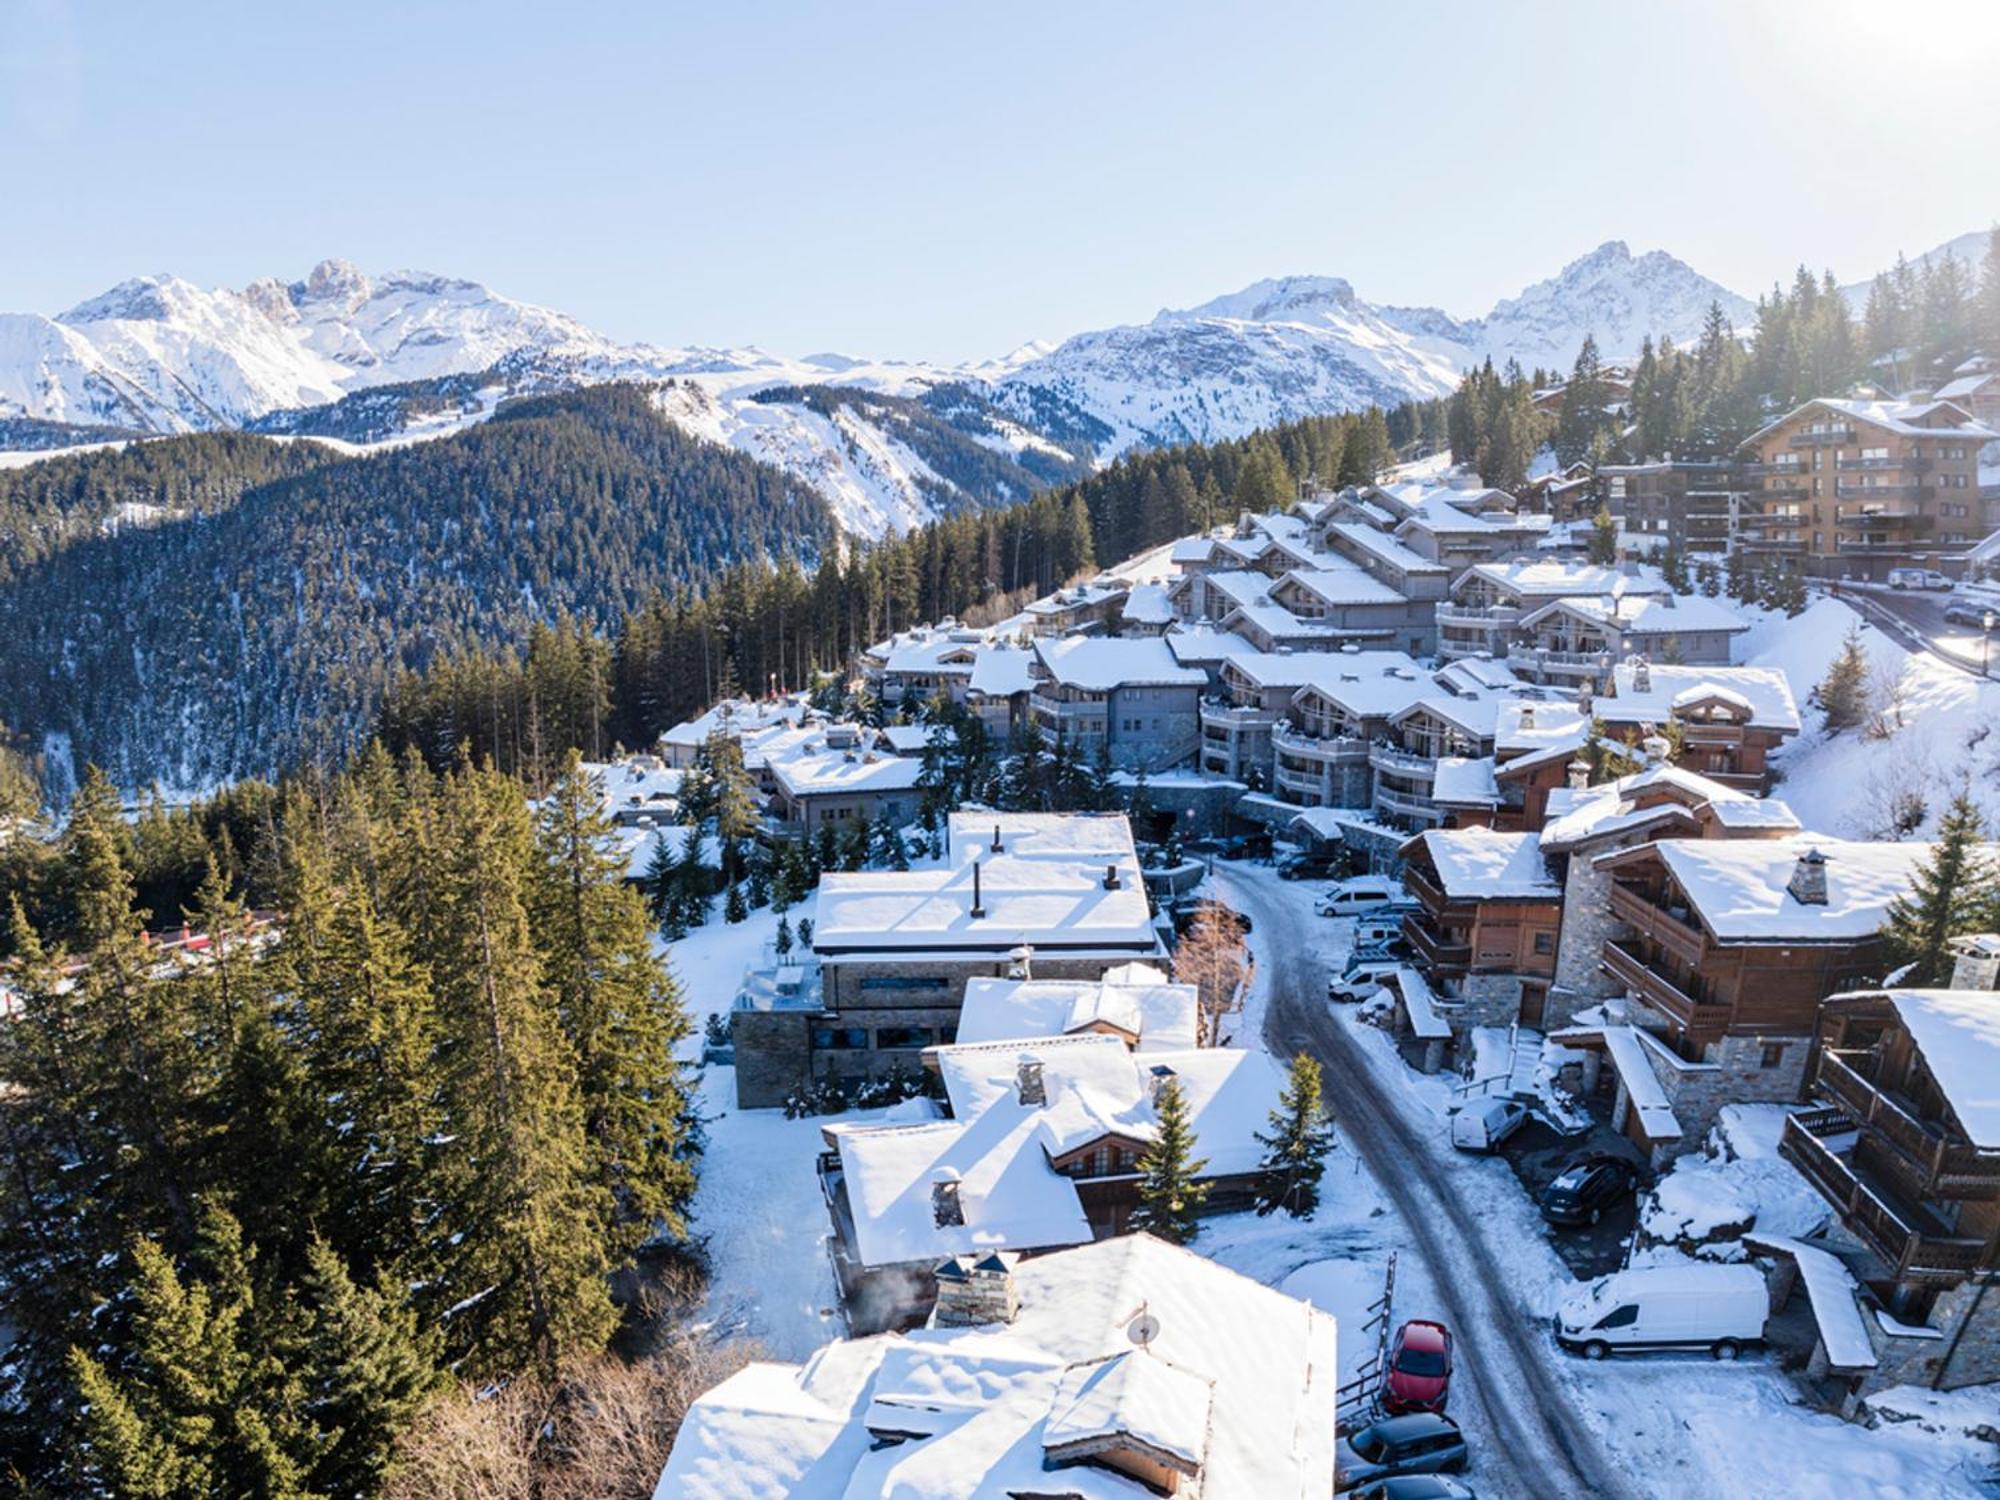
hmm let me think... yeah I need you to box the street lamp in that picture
[1984,611,1995,680]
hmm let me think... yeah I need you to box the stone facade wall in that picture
[1631,1024,1811,1158]
[1550,850,1625,1027]
[1855,1277,2000,1396]
[1452,972,1526,1030]
[731,1008,813,1108]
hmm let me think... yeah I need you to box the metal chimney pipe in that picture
[971,858,986,919]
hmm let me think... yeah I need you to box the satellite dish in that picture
[1127,1312,1161,1348]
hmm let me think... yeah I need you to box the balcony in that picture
[1402,913,1471,972]
[1600,939,1733,1032]
[1435,603,1521,626]
[1739,461,1804,477]
[1369,743,1439,779]
[1756,483,1809,501]
[1835,482,1924,502]
[1374,785,1445,826]
[1199,699,1280,733]
[1836,456,1905,472]
[1272,722,1370,762]
[1507,645,1614,679]
[1817,1051,2000,1199]
[1606,882,1709,966]
[1780,1113,1990,1284]
[1790,427,1857,446]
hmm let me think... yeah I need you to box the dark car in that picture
[1171,900,1251,938]
[1336,1412,1468,1492]
[1945,598,1993,627]
[1277,852,1338,881]
[1382,1319,1453,1414]
[1539,1158,1638,1227]
[1354,1478,1477,1500]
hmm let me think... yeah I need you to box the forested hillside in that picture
[0,385,837,791]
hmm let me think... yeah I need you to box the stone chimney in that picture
[1519,703,1536,730]
[1787,847,1829,906]
[1103,862,1121,891]
[1641,733,1671,763]
[1632,655,1652,694]
[1947,934,2000,991]
[1016,1053,1046,1107]
[1567,757,1591,791]
[931,1168,965,1228]
[933,1251,1019,1327]
[1147,1062,1178,1104]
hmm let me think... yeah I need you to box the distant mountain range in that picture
[0,233,1985,537]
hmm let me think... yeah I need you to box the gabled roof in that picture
[1600,835,1939,943]
[1454,559,1668,601]
[1604,662,1802,734]
[1407,827,1558,899]
[1518,593,1749,637]
[1743,395,1997,447]
[1876,990,2000,1149]
[1325,522,1452,576]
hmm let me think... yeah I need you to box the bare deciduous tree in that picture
[1173,901,1251,1046]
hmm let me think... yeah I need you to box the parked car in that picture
[1279,852,1339,881]
[1316,877,1406,917]
[1538,1157,1638,1227]
[1383,1319,1453,1414]
[1922,570,1953,590]
[1449,1097,1529,1154]
[1945,597,1994,627]
[1556,1264,1768,1360]
[1336,1412,1468,1492]
[1328,956,1403,1002]
[1171,899,1251,938]
[1354,1478,1477,1500]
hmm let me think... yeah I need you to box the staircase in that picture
[1452,1024,1592,1135]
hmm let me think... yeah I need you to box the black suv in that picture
[1336,1412,1468,1492]
[1538,1158,1638,1227]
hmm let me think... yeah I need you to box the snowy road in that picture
[1217,867,1641,1500]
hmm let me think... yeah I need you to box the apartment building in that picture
[1197,648,1418,787]
[1594,459,1748,553]
[1594,659,1801,795]
[1029,636,1205,772]
[1737,397,1994,575]
[1321,521,1453,616]
[863,623,990,709]
[1509,593,1748,684]
[1436,559,1668,663]
[1023,579,1130,636]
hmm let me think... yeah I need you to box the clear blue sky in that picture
[4,0,1997,364]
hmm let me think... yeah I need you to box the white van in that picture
[1888,566,1928,591]
[1316,877,1405,918]
[1557,1264,1767,1360]
[1450,1096,1530,1153]
[1354,916,1409,951]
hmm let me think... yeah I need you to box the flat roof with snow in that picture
[1033,635,1207,692]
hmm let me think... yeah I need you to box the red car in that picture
[1382,1319,1453,1414]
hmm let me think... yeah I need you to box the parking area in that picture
[1491,1114,1650,1281]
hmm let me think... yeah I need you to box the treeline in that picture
[0,750,698,1493]
[0,384,839,789]
[374,403,1436,774]
[1456,231,2000,481]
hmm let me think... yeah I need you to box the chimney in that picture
[1103,862,1121,891]
[1787,847,1829,906]
[1632,655,1652,694]
[1947,934,2000,991]
[991,823,1004,854]
[1147,1062,1178,1104]
[1642,733,1671,763]
[1567,757,1591,791]
[1016,1054,1046,1107]
[1519,703,1536,730]
[932,1251,1019,1327]
[971,858,986,920]
[930,1168,965,1227]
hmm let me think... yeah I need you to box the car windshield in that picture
[1394,1347,1447,1377]
[1349,1429,1385,1461]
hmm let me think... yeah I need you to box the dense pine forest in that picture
[0,750,699,1494]
[1452,230,2000,487]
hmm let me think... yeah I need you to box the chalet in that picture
[865,623,990,708]
[1595,658,1801,794]
[1387,487,1552,574]
[965,639,1037,738]
[656,1234,1339,1498]
[1119,581,1174,636]
[817,1033,1278,1331]
[1264,563,1435,655]
[1509,592,1747,685]
[1399,827,1563,1031]
[1030,636,1205,772]
[1199,648,1416,787]
[1736,397,1994,576]
[1024,579,1129,637]
[1780,985,2000,1396]
[1372,690,1576,831]
[1168,566,1275,627]
[731,813,1164,1107]
[1571,836,1937,1163]
[952,963,1200,1051]
[658,695,810,768]
[768,736,924,833]
[1322,521,1452,608]
[1932,369,2000,429]
[1268,653,1431,813]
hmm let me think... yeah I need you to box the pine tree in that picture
[1132,1078,1208,1245]
[1817,625,1871,733]
[1882,791,1991,984]
[1254,1052,1334,1218]
[1588,505,1617,566]
[774,913,793,958]
[724,879,749,923]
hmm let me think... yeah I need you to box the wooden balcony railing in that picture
[1819,1051,2000,1201]
[1606,883,1709,966]
[1780,1114,1990,1283]
[1601,939,1733,1031]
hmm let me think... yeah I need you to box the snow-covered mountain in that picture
[1837,229,1993,311]
[0,236,1954,536]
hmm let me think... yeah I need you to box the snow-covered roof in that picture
[1538,764,1796,852]
[1600,1026,1684,1141]
[661,695,809,749]
[815,814,1157,955]
[1025,580,1128,618]
[1743,1235,1877,1371]
[1033,635,1206,691]
[1219,601,1355,645]
[1043,1351,1214,1469]
[967,641,1037,698]
[880,723,941,754]
[1326,521,1451,575]
[1165,623,1259,668]
[955,970,1200,1052]
[1169,536,1219,564]
[1605,662,1802,734]
[654,1234,1338,1499]
[1190,568,1276,611]
[1878,990,2000,1149]
[1634,836,1938,943]
[1492,697,1589,756]
[1396,967,1451,1041]
[1275,564,1404,608]
[1432,656,1524,695]
[1120,581,1174,625]
[1431,755,1500,807]
[881,627,989,676]
[770,747,924,799]
[1456,559,1669,601]
[580,757,682,815]
[1933,373,1999,401]
[1286,654,1432,719]
[1519,593,1749,637]
[1745,396,1997,446]
[1411,827,1557,899]
[1393,693,1502,741]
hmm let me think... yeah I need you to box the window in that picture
[874,1026,932,1050]
[1594,1303,1639,1330]
[858,975,949,991]
[1759,1042,1787,1069]
[1533,931,1554,955]
[810,1026,870,1050]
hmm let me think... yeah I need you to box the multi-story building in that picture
[1322,522,1453,613]
[1436,560,1668,662]
[1594,460,1748,554]
[1029,636,1205,772]
[1198,649,1423,791]
[1270,656,1433,811]
[1022,578,1130,636]
[1392,492,1552,574]
[1780,983,2000,1396]
[1398,827,1564,1030]
[964,639,1037,738]
[1572,835,1936,1162]
[1508,593,1748,684]
[1736,397,1994,575]
[863,623,991,709]
[768,732,925,834]
[730,813,1166,1107]
[1594,659,1801,795]
[1371,691,1579,831]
